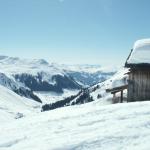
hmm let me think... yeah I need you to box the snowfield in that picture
[1,99,150,150]
[34,89,80,104]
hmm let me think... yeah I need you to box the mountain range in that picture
[0,56,116,103]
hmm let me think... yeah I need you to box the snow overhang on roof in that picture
[126,39,150,67]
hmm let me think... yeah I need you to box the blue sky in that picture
[0,0,150,65]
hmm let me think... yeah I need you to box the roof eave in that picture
[125,63,150,70]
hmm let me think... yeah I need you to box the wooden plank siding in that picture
[128,69,150,102]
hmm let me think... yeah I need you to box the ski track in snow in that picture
[0,137,27,148]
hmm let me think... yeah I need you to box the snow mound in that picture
[127,38,150,64]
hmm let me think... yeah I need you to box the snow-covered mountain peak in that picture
[30,59,49,66]
[0,56,64,76]
[0,56,49,67]
[0,56,20,64]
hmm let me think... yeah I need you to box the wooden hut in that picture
[125,39,150,102]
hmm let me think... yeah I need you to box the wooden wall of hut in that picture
[128,69,150,102]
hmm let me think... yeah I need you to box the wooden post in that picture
[113,93,116,98]
[120,90,123,103]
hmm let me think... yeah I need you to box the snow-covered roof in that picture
[126,39,150,67]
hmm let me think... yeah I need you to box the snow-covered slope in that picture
[1,100,150,150]
[0,73,42,103]
[41,67,128,111]
[72,67,128,106]
[89,67,128,102]
[0,85,40,123]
